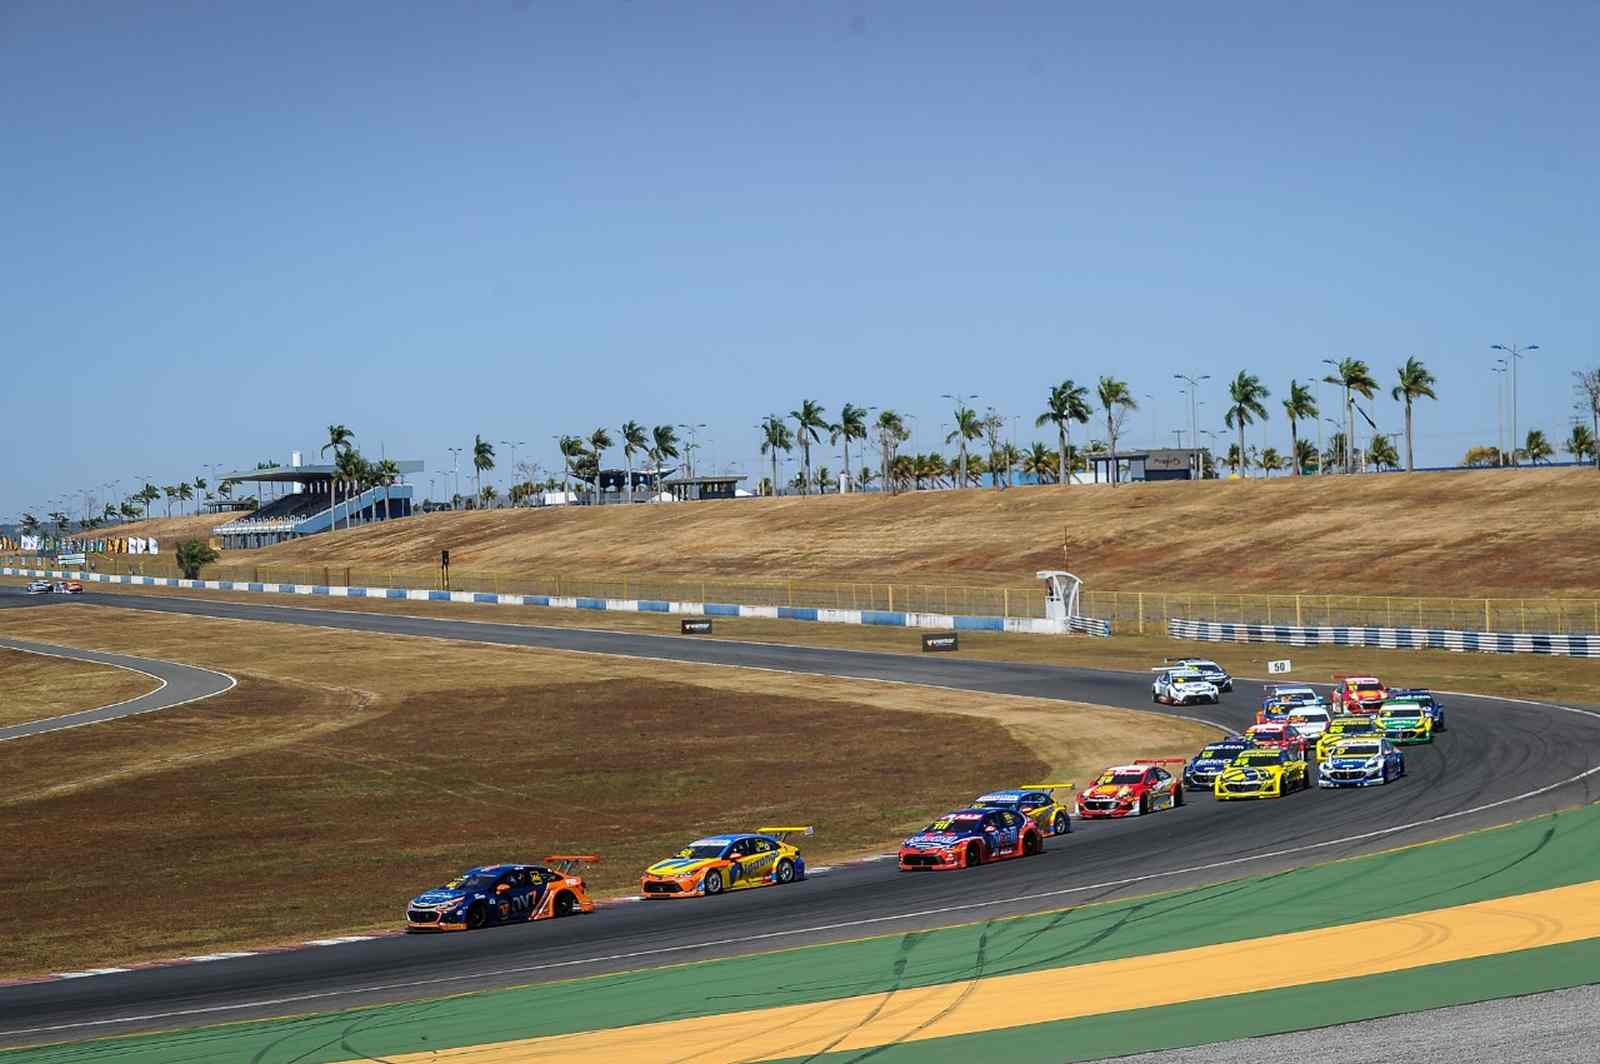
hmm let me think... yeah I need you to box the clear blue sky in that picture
[3,1,1595,515]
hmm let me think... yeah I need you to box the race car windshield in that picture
[1236,752,1281,766]
[1333,721,1377,734]
[443,874,497,891]
[1098,771,1146,785]
[1336,743,1381,757]
[974,799,1021,810]
[675,844,729,860]
[1199,746,1239,760]
[1293,711,1329,723]
[923,815,983,832]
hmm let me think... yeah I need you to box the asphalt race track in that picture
[0,630,236,744]
[2,586,1599,1047]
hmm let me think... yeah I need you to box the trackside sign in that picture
[681,619,713,635]
[1267,659,1292,674]
[922,633,959,653]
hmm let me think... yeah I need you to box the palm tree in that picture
[1293,438,1319,476]
[1036,379,1092,487]
[1324,431,1349,473]
[178,481,194,515]
[472,435,496,505]
[1259,447,1284,477]
[759,414,793,497]
[1322,359,1378,473]
[335,448,367,528]
[620,420,648,503]
[830,403,868,493]
[375,458,400,520]
[1524,428,1554,465]
[162,486,177,517]
[994,442,1022,488]
[102,503,118,524]
[1369,435,1400,471]
[945,405,983,488]
[1096,377,1139,484]
[1225,443,1247,476]
[19,513,40,536]
[586,427,614,502]
[1281,380,1318,477]
[1390,357,1438,472]
[874,410,907,494]
[558,435,587,493]
[1223,371,1271,479]
[138,483,160,518]
[322,423,355,516]
[890,453,914,491]
[1565,424,1596,464]
[119,501,139,522]
[1023,441,1058,484]
[649,425,680,500]
[789,399,828,495]
[856,465,877,491]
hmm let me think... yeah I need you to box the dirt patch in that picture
[0,606,1213,977]
[0,646,161,726]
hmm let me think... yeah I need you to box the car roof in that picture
[1346,676,1382,684]
[975,790,1031,802]
[1103,764,1151,774]
[1287,705,1328,716]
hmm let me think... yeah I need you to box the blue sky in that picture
[3,1,1595,515]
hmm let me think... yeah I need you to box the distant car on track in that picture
[899,807,1043,870]
[406,857,598,931]
[1377,701,1434,744]
[1214,746,1310,800]
[1182,737,1254,791]
[55,581,83,594]
[1243,721,1307,758]
[972,783,1075,836]
[1317,738,1405,787]
[641,827,810,897]
[25,580,51,595]
[1286,705,1332,742]
[1074,759,1186,819]
[1171,658,1233,692]
[1151,668,1220,706]
[1315,715,1383,761]
[1332,675,1389,715]
[1385,688,1447,731]
[1257,685,1322,724]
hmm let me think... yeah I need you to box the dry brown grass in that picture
[30,578,1600,705]
[190,468,1600,596]
[0,606,1212,977]
[0,646,160,726]
[65,512,223,547]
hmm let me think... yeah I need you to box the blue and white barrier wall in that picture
[4,566,1112,638]
[1169,617,1600,659]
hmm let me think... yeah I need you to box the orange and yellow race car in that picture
[640,827,811,898]
[405,856,598,931]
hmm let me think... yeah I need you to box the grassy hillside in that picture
[100,468,1600,596]
[72,512,223,547]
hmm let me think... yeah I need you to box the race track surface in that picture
[2,587,1598,1046]
[0,623,236,743]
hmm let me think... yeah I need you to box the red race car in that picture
[1074,759,1185,819]
[1243,721,1308,758]
[1331,675,1389,715]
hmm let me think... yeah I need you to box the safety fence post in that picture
[1004,588,1009,618]
[888,585,894,611]
[1137,592,1144,634]
[1484,599,1491,632]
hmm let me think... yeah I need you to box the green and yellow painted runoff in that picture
[10,804,1600,1064]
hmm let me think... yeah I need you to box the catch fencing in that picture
[1168,617,1600,659]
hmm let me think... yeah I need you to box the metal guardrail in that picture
[1169,617,1600,658]
[1086,591,1600,636]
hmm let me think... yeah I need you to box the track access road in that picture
[1,588,1598,1046]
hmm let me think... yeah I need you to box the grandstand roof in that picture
[220,460,423,484]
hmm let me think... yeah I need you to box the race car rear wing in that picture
[544,854,601,876]
[757,826,815,845]
[1020,781,1076,795]
[1134,758,1188,770]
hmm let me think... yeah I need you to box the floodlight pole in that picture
[1491,343,1538,465]
[1173,374,1209,449]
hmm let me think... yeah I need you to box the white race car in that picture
[25,580,52,595]
[1286,705,1331,742]
[1317,738,1405,787]
[1152,668,1221,706]
[1171,658,1233,692]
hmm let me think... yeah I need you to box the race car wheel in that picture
[775,858,796,884]
[1138,794,1150,816]
[1210,695,1220,704]
[964,842,982,868]
[704,869,724,895]
[553,891,576,917]
[465,903,488,931]
[1022,831,1041,856]
[1174,785,1185,807]
[1051,812,1069,836]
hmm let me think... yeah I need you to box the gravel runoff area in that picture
[1102,983,1600,1063]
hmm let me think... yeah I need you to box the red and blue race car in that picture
[898,807,1044,871]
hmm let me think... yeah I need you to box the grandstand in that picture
[214,459,422,549]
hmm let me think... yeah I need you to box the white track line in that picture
[11,700,1598,1039]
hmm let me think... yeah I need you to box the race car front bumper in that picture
[1075,799,1140,819]
[1214,782,1282,800]
[1318,768,1388,787]
[640,876,705,898]
[1382,729,1432,744]
[898,848,962,871]
[405,907,470,931]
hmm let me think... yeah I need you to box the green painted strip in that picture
[10,804,1600,1063]
[775,936,1600,1063]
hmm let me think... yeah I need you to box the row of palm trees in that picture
[320,425,404,528]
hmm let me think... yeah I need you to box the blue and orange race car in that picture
[406,857,599,931]
[898,807,1044,870]
[971,783,1075,836]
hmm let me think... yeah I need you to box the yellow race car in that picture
[640,827,812,898]
[1214,746,1310,800]
[971,782,1076,836]
[1377,702,1434,744]
[1315,715,1383,761]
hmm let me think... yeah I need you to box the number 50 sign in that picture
[1267,659,1293,674]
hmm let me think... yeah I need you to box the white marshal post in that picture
[1037,570,1083,627]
